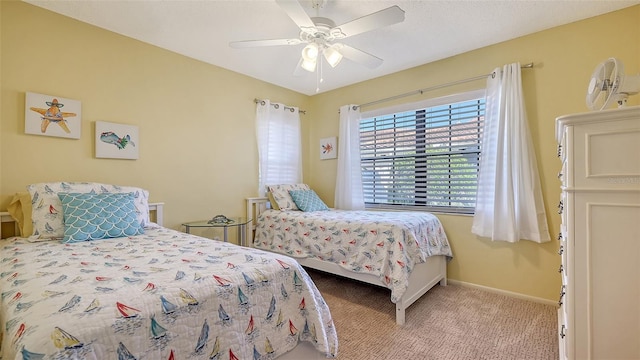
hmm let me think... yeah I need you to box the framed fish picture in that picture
[25,92,82,139]
[95,121,139,159]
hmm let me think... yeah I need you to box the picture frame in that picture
[320,136,337,160]
[95,121,139,160]
[25,92,81,139]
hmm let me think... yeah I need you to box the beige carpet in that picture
[306,269,558,360]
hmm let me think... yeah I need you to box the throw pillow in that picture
[267,184,310,211]
[289,189,329,212]
[58,192,144,243]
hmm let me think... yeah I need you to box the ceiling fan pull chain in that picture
[316,60,321,93]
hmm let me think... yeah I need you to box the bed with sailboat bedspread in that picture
[253,208,452,304]
[0,226,338,360]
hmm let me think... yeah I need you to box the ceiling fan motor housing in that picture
[300,17,345,44]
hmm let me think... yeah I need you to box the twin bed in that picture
[0,182,337,360]
[247,184,452,326]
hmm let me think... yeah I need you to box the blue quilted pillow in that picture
[58,192,144,243]
[288,189,329,212]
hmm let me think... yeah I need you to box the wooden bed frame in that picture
[247,197,447,325]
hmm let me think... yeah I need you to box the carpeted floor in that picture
[306,269,558,360]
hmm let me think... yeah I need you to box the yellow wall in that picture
[305,6,639,301]
[0,1,310,241]
[2,1,638,301]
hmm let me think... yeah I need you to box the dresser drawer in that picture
[558,307,568,360]
[559,191,568,226]
[559,227,568,280]
[558,159,567,186]
[558,130,567,163]
[567,120,640,190]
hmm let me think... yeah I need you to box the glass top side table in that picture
[182,217,252,247]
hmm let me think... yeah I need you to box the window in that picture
[360,91,485,214]
[255,101,302,196]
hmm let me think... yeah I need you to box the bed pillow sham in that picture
[27,182,150,239]
[266,183,310,211]
[58,192,144,243]
[6,192,33,237]
[267,191,281,210]
[289,189,329,212]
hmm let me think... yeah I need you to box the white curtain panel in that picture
[255,100,302,197]
[472,63,550,243]
[334,104,365,210]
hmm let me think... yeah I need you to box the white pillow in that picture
[27,182,150,239]
[266,183,310,211]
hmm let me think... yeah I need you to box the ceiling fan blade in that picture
[229,38,302,48]
[339,44,383,69]
[275,0,315,32]
[334,5,405,38]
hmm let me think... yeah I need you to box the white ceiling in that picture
[24,0,639,95]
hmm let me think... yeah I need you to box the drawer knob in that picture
[558,287,565,306]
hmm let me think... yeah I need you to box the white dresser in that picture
[555,105,640,360]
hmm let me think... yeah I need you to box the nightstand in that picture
[0,212,18,239]
[182,218,252,246]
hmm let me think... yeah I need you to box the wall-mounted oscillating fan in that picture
[229,0,404,73]
[586,57,640,110]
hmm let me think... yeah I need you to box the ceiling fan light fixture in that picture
[324,44,343,68]
[301,43,319,61]
[301,57,317,72]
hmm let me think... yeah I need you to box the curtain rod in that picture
[254,98,306,115]
[354,62,534,110]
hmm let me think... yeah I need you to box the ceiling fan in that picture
[229,0,405,74]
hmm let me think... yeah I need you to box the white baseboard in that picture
[447,279,558,307]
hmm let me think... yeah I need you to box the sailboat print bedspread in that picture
[254,209,452,303]
[0,227,337,360]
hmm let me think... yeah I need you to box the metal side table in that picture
[182,217,252,246]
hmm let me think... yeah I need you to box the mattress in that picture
[254,209,452,302]
[0,226,337,359]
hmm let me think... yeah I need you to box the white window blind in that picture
[360,93,485,214]
[256,100,302,196]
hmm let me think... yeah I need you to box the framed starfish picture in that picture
[25,92,81,139]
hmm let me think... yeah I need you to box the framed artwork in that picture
[95,121,139,159]
[320,136,337,160]
[25,92,81,139]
